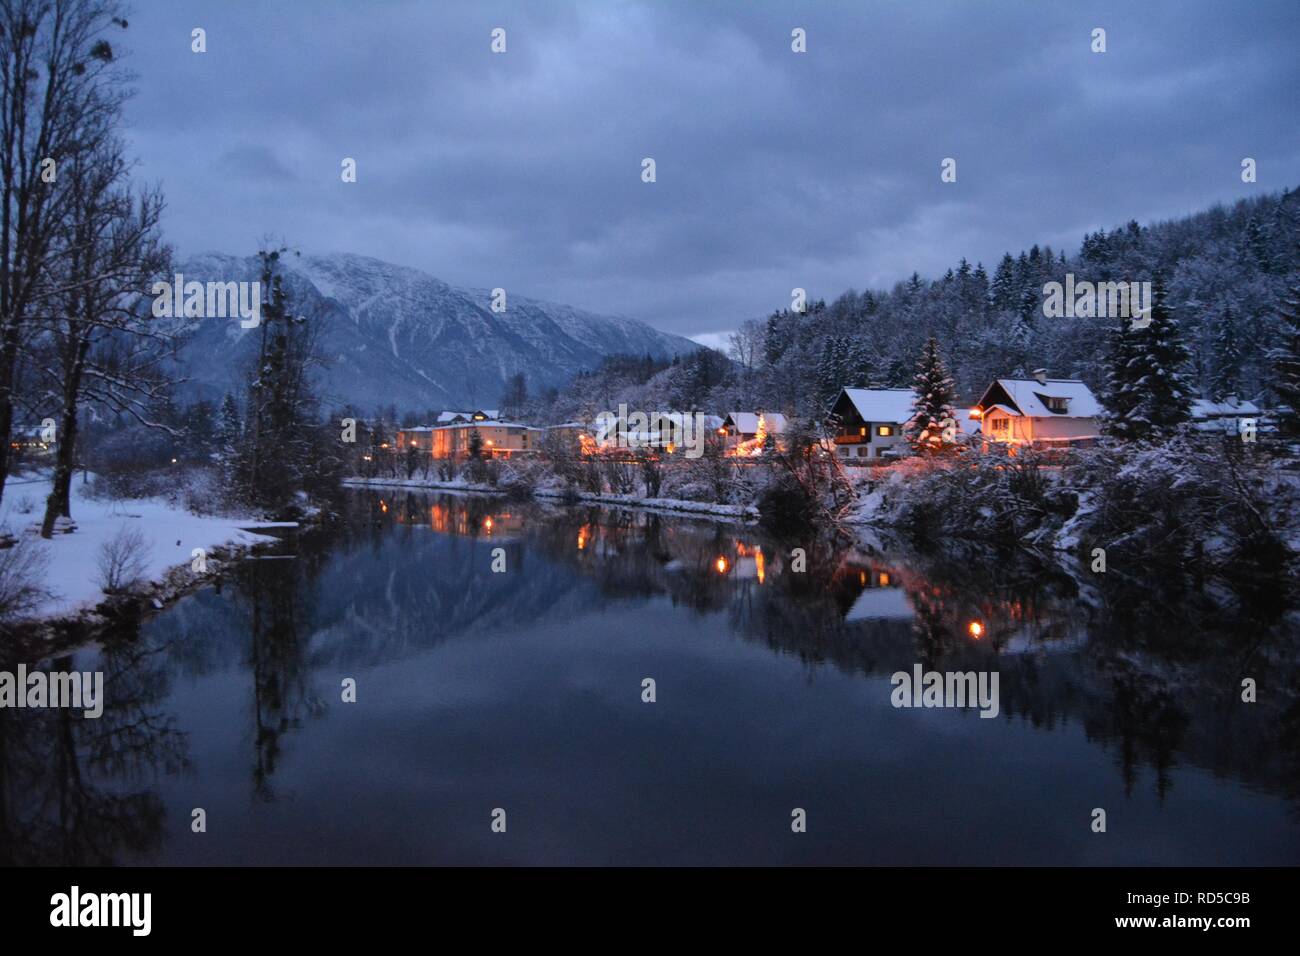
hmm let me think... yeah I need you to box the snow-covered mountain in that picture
[169,252,698,412]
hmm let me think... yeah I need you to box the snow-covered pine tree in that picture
[217,392,243,480]
[906,336,958,454]
[1132,284,1195,434]
[1100,316,1144,439]
[1210,305,1242,402]
[1270,262,1300,438]
[990,253,1016,311]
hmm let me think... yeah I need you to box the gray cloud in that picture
[122,0,1300,339]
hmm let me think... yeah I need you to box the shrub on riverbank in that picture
[862,439,1297,592]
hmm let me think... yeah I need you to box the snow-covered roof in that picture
[984,403,1020,417]
[725,412,789,434]
[437,409,500,423]
[436,420,538,430]
[837,388,915,424]
[547,421,589,430]
[1190,398,1260,418]
[983,379,1100,419]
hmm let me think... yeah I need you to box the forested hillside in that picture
[537,188,1299,421]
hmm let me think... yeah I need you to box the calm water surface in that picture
[3,489,1298,865]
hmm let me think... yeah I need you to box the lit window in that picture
[877,425,894,437]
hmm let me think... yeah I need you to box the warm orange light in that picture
[380,500,388,513]
[755,547,765,584]
[859,571,867,585]
[968,621,984,639]
[879,571,890,586]
[483,517,494,531]
[715,555,730,574]
[577,527,588,550]
[969,407,983,419]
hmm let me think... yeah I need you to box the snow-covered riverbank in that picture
[343,476,759,519]
[1,475,293,624]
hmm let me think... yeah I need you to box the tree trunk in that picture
[41,339,90,538]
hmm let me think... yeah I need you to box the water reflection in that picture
[1,488,1297,864]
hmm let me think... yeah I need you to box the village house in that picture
[721,412,789,452]
[974,371,1101,447]
[436,409,498,425]
[827,388,914,461]
[397,420,543,460]
[8,424,56,455]
[545,421,590,442]
[1189,396,1261,435]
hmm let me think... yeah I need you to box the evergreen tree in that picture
[990,253,1016,310]
[1133,285,1195,433]
[218,392,242,453]
[906,337,958,454]
[1105,285,1194,439]
[242,248,326,508]
[1100,316,1144,439]
[1270,262,1300,438]
[1209,306,1242,401]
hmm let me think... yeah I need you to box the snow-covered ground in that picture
[0,475,291,621]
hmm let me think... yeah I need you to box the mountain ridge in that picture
[169,251,699,412]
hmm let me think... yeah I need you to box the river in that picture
[2,488,1297,865]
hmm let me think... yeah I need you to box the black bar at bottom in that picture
[0,866,1283,941]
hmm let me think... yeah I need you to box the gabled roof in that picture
[725,412,789,434]
[436,409,500,423]
[978,379,1100,419]
[1191,398,1260,418]
[437,420,537,430]
[834,388,915,424]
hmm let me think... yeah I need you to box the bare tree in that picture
[35,134,168,537]
[0,0,133,504]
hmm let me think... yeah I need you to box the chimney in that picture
[1032,368,1048,385]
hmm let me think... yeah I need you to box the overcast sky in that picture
[122,0,1299,345]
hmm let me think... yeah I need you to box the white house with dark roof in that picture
[827,388,915,460]
[974,372,1101,446]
